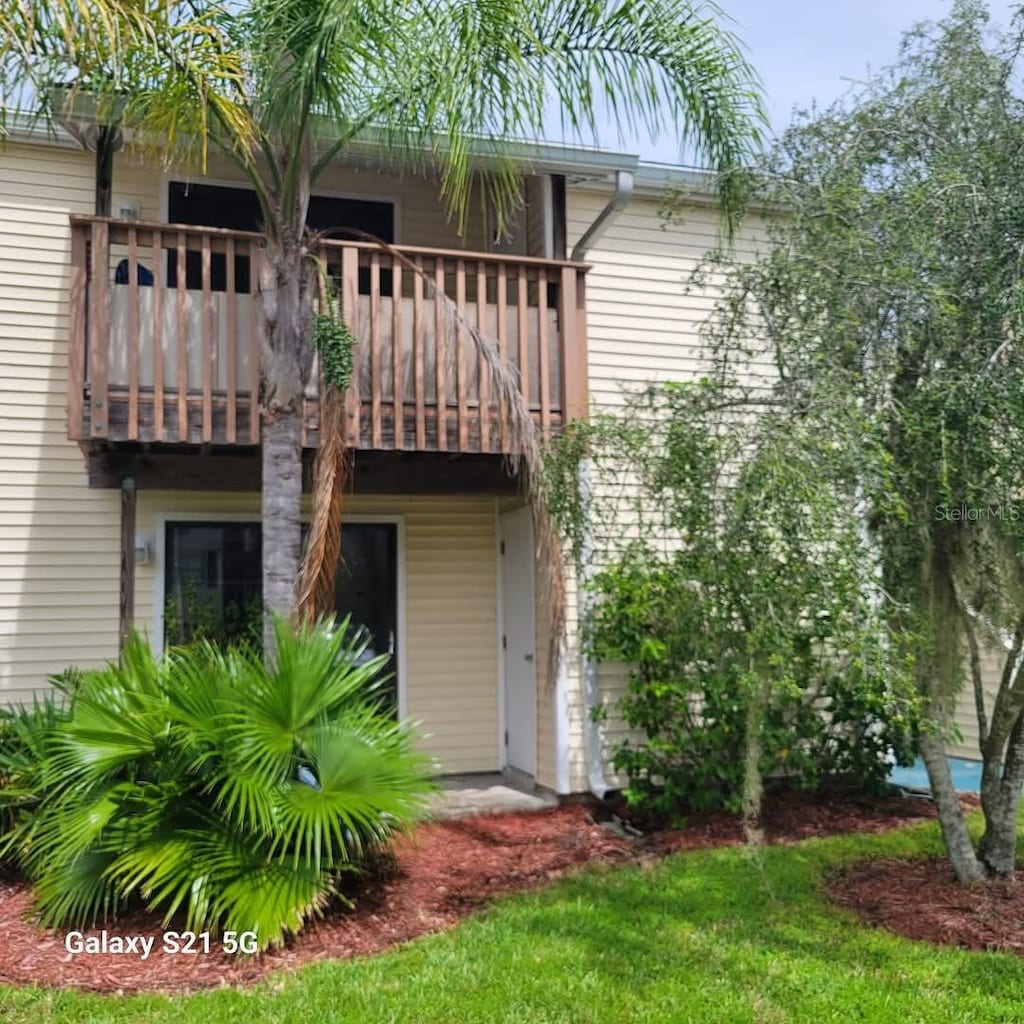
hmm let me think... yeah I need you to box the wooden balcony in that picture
[68,216,588,453]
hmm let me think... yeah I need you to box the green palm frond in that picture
[6,618,431,949]
[32,848,124,928]
[274,719,431,869]
[48,637,170,778]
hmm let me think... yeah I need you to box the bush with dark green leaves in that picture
[589,549,919,817]
[0,617,433,948]
[547,382,920,820]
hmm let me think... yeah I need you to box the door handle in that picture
[524,653,534,662]
[388,630,395,655]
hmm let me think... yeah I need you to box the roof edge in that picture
[4,108,642,177]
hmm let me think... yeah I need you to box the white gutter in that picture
[567,169,637,799]
[578,458,611,799]
[553,645,572,795]
[571,169,635,261]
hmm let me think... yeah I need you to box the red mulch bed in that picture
[0,793,940,995]
[830,856,1024,955]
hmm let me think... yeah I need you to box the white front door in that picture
[500,506,537,776]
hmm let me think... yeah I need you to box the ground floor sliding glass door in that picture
[164,520,399,708]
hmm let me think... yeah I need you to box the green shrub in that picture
[589,548,918,818]
[0,694,69,869]
[163,579,262,651]
[547,382,921,819]
[3,617,433,948]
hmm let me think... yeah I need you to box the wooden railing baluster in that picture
[434,258,447,451]
[68,217,587,454]
[249,240,261,443]
[517,265,529,415]
[151,229,164,441]
[67,223,87,441]
[455,259,468,452]
[201,233,213,443]
[391,261,403,449]
[413,259,426,450]
[477,261,489,452]
[370,252,382,449]
[127,226,139,440]
[88,220,110,440]
[175,231,187,442]
[225,238,236,444]
[496,263,508,451]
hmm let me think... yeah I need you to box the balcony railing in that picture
[68,216,588,453]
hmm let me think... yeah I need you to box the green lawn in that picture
[2,821,1022,1024]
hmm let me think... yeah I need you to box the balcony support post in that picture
[118,477,137,654]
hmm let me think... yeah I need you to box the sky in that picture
[621,0,1020,164]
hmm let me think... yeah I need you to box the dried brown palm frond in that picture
[299,228,568,679]
[296,384,352,622]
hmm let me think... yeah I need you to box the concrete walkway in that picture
[429,773,558,820]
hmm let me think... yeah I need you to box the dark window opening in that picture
[167,182,395,294]
[163,520,399,711]
[164,521,262,649]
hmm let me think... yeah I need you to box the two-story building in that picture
[1,117,988,796]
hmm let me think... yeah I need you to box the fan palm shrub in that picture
[0,617,432,949]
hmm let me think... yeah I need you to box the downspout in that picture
[553,647,572,796]
[578,458,610,799]
[570,168,634,799]
[570,169,634,261]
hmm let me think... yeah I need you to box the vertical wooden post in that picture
[341,245,361,446]
[118,477,137,654]
[496,263,508,452]
[67,222,87,441]
[94,126,116,217]
[391,262,404,449]
[476,261,489,452]
[434,259,447,451]
[152,228,164,441]
[127,225,139,440]
[370,252,382,448]
[176,231,188,441]
[455,259,468,451]
[413,260,426,450]
[89,220,110,439]
[558,266,584,421]
[537,267,550,437]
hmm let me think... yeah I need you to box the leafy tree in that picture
[0,619,431,948]
[1,0,764,656]
[545,381,919,827]
[688,0,1024,880]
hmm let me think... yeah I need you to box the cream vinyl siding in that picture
[0,143,121,704]
[134,492,499,774]
[567,185,992,777]
[563,188,773,791]
[949,646,1005,762]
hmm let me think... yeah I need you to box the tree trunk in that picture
[257,228,316,660]
[261,409,303,656]
[978,713,1024,876]
[919,731,986,882]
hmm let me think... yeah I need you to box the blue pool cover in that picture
[888,757,983,794]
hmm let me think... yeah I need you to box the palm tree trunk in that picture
[258,233,316,658]
[261,409,303,654]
